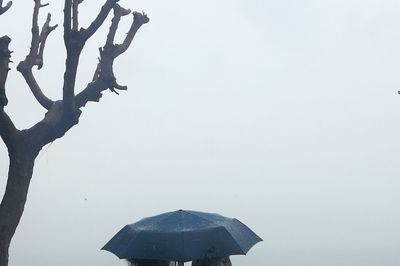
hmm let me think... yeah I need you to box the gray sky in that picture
[1,0,400,265]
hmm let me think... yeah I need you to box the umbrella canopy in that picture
[102,210,262,262]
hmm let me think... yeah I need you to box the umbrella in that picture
[102,209,262,262]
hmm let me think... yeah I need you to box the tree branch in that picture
[63,0,127,116]
[37,14,58,68]
[75,79,106,107]
[62,51,80,115]
[82,0,118,41]
[0,36,11,107]
[115,11,149,56]
[62,0,81,116]
[0,17,19,160]
[75,6,149,107]
[0,36,18,146]
[102,9,149,92]
[105,4,130,48]
[17,1,57,110]
[63,0,72,46]
[0,109,18,149]
[0,0,12,15]
[72,0,83,31]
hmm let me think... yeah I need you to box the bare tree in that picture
[0,0,149,265]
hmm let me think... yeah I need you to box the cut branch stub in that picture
[0,0,12,15]
[0,36,11,107]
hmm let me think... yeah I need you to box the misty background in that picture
[1,0,400,265]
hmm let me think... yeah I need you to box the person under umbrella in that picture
[103,210,262,263]
[192,256,232,266]
[127,258,170,266]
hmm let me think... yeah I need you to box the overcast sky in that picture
[1,0,400,265]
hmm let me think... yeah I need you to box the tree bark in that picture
[0,144,36,266]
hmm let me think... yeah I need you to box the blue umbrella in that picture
[102,210,262,262]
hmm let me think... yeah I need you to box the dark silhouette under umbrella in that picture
[102,210,262,264]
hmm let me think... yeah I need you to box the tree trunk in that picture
[0,151,36,266]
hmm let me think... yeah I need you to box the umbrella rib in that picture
[181,230,185,262]
[180,210,185,262]
[221,225,246,255]
[121,228,144,259]
[182,210,221,225]
[140,210,177,229]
